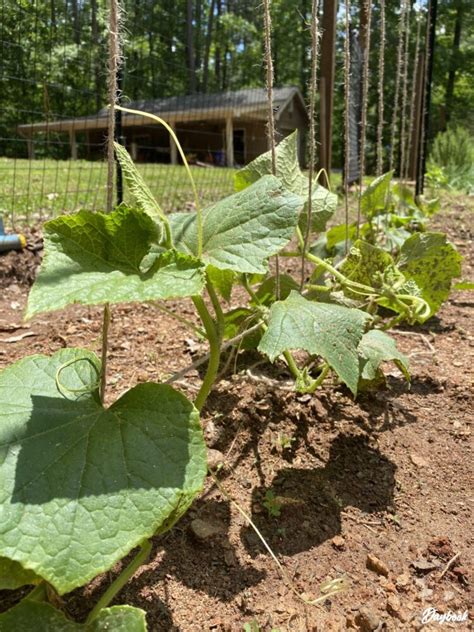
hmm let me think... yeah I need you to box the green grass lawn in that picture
[0,158,236,227]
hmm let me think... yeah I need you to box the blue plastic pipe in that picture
[0,217,26,253]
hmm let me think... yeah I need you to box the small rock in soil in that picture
[204,419,220,446]
[395,573,411,591]
[418,587,434,601]
[207,449,225,471]
[410,453,429,467]
[354,606,381,631]
[331,535,346,550]
[410,558,440,574]
[386,594,409,623]
[190,518,224,541]
[366,554,389,577]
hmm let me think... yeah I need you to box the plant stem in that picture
[192,295,221,411]
[100,303,111,404]
[165,320,264,385]
[305,364,330,393]
[304,250,375,293]
[206,280,225,338]
[25,583,47,602]
[86,539,152,623]
[242,274,261,304]
[283,350,303,382]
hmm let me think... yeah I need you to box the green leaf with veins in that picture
[234,131,337,233]
[0,557,41,590]
[397,232,462,318]
[0,601,147,631]
[207,266,235,302]
[0,348,206,595]
[361,171,393,219]
[26,206,204,318]
[258,291,370,395]
[235,131,303,193]
[340,240,395,293]
[169,175,301,274]
[358,329,410,382]
[114,142,164,225]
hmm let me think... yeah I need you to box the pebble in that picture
[410,453,429,467]
[386,594,409,622]
[204,419,220,446]
[207,449,225,471]
[354,607,381,631]
[366,553,390,577]
[395,572,411,591]
[190,518,223,541]
[331,535,346,550]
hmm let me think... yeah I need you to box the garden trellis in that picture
[0,0,439,229]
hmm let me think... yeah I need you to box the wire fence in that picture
[1,0,278,226]
[0,0,432,228]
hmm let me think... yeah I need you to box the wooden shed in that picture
[17,87,307,167]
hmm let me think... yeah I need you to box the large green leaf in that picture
[0,557,41,590]
[0,601,147,631]
[258,291,370,395]
[26,206,204,318]
[169,175,301,274]
[234,131,337,233]
[0,348,206,594]
[361,171,393,219]
[398,232,462,317]
[358,329,410,382]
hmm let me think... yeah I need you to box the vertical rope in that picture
[102,0,122,403]
[405,12,422,182]
[416,5,432,196]
[344,0,351,252]
[399,2,411,188]
[106,0,121,213]
[262,0,280,298]
[389,0,408,173]
[300,0,320,289]
[357,0,372,237]
[376,0,385,176]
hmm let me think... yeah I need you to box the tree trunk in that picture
[203,0,216,92]
[186,0,196,93]
[195,0,202,89]
[72,0,80,45]
[215,0,222,88]
[444,0,463,127]
[90,0,102,110]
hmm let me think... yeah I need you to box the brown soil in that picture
[0,196,473,631]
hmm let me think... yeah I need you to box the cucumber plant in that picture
[0,114,462,629]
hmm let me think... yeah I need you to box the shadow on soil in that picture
[241,433,397,557]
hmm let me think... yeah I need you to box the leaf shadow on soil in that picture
[241,433,397,557]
